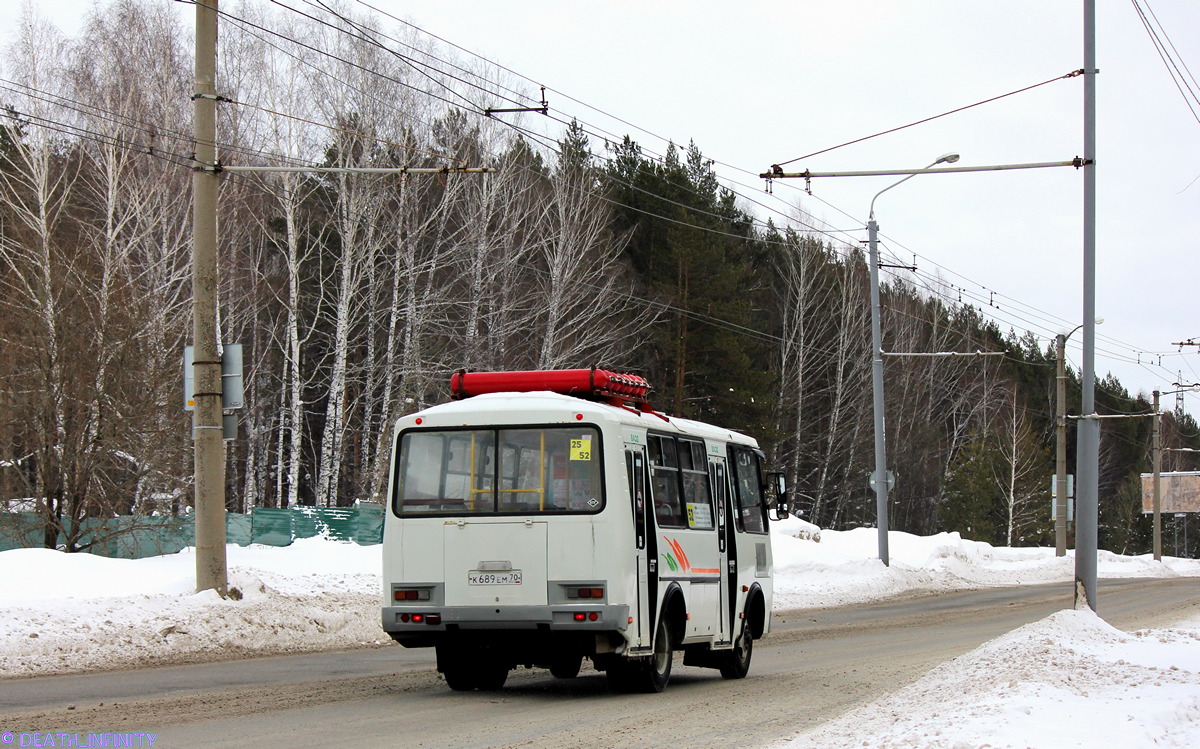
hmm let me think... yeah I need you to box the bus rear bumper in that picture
[382,604,630,634]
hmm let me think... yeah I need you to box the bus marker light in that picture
[415,418,423,425]
[412,614,424,623]
[573,613,586,621]
[588,612,598,621]
[628,617,634,624]
[400,613,410,623]
[427,614,442,625]
[742,585,749,592]
[576,414,583,421]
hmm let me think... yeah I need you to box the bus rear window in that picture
[394,426,603,516]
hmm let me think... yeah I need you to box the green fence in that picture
[0,503,385,559]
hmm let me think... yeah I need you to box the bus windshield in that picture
[394,426,604,516]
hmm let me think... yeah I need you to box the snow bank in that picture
[0,539,385,677]
[776,609,1200,749]
[771,517,1200,609]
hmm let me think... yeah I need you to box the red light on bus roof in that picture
[415,417,423,425]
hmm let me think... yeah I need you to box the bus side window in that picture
[679,439,714,530]
[648,435,684,527]
[626,450,647,549]
[732,448,766,534]
[710,461,727,552]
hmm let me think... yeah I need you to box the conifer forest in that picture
[1,1,1196,555]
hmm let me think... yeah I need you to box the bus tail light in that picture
[573,612,600,622]
[393,588,431,602]
[566,586,604,600]
[399,612,442,625]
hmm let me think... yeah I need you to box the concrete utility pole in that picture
[1153,390,1161,561]
[186,4,496,596]
[192,0,227,595]
[1075,0,1099,613]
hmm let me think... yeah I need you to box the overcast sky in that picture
[5,1,1199,415]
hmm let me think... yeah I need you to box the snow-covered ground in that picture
[3,517,1199,747]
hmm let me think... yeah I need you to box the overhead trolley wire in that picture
[189,3,1198,404]
[770,70,1085,168]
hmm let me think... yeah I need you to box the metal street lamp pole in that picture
[1076,0,1099,612]
[1055,319,1101,557]
[1056,331,1071,558]
[867,152,959,566]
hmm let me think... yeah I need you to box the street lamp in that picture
[867,152,959,566]
[1055,318,1102,558]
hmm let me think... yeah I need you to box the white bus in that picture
[381,369,788,693]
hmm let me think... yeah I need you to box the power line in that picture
[1130,0,1200,125]
[35,1,1191,411]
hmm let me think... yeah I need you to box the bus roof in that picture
[398,391,759,449]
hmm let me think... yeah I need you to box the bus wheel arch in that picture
[660,584,687,648]
[745,584,767,640]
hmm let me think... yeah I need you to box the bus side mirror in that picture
[766,472,789,520]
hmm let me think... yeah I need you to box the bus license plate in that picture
[469,570,523,585]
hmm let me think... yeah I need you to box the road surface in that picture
[1,578,1197,747]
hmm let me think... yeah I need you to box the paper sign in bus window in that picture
[687,503,712,528]
[570,438,592,461]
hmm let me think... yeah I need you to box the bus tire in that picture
[549,654,583,679]
[639,618,673,693]
[443,662,477,691]
[718,624,753,679]
[476,662,509,691]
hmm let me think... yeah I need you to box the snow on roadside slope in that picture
[2,521,1199,679]
[0,539,385,678]
[771,516,1200,609]
[774,608,1200,749]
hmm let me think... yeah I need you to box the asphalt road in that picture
[2,578,1197,747]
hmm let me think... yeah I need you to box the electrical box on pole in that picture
[1050,474,1074,521]
[183,344,244,411]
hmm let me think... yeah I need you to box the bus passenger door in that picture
[625,446,654,652]
[710,458,734,645]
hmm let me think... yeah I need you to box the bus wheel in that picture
[443,662,478,691]
[718,624,753,679]
[549,654,583,679]
[476,662,509,691]
[639,618,673,693]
